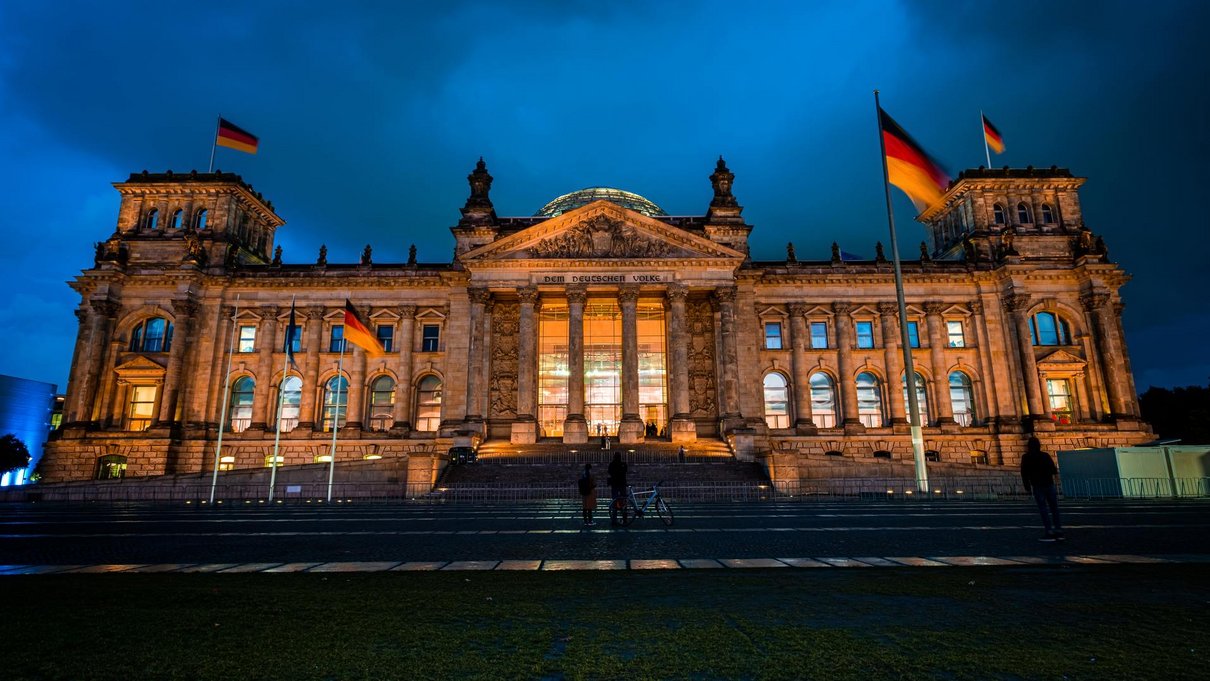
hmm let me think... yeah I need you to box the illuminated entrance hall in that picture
[584,302,621,436]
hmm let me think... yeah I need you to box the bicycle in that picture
[611,481,674,526]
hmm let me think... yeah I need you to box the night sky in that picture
[0,1,1206,393]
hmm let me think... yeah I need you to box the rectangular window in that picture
[237,325,256,353]
[287,324,302,353]
[1046,378,1073,424]
[376,325,394,352]
[855,321,874,349]
[907,322,920,348]
[810,321,828,349]
[127,385,157,431]
[329,325,345,352]
[764,322,783,350]
[421,324,440,352]
[947,320,965,347]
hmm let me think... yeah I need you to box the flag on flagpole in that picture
[878,107,950,212]
[342,300,386,357]
[284,301,300,370]
[982,114,1005,154]
[216,118,259,154]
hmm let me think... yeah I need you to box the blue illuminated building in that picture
[0,374,57,486]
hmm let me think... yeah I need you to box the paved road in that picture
[1,499,1207,567]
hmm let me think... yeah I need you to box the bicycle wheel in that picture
[655,497,674,526]
[619,499,635,526]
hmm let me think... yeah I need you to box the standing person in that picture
[677,444,686,464]
[608,451,628,526]
[1020,436,1064,541]
[577,463,597,526]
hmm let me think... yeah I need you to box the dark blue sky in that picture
[1,1,1206,392]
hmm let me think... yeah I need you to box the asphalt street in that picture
[1,499,1207,566]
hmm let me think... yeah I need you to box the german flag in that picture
[215,118,259,154]
[982,114,1005,154]
[879,107,950,212]
[342,300,385,357]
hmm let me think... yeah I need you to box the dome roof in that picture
[535,187,667,218]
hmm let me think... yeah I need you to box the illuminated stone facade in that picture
[41,161,1152,485]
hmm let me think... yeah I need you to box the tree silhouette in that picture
[0,433,31,475]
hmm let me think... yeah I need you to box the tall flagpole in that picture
[326,337,346,503]
[874,90,929,493]
[981,110,992,168]
[269,295,295,502]
[208,115,220,173]
[209,293,240,505]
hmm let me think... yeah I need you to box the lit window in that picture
[856,372,884,428]
[95,454,127,480]
[1029,312,1071,346]
[949,372,975,426]
[902,372,929,425]
[1041,203,1055,224]
[855,321,874,349]
[376,325,394,352]
[130,317,174,353]
[229,376,254,432]
[809,322,828,349]
[195,209,208,230]
[970,450,989,464]
[993,204,1006,225]
[1046,378,1073,424]
[907,321,921,348]
[329,326,345,353]
[171,209,183,229]
[415,375,443,431]
[369,376,395,432]
[238,325,257,353]
[809,373,837,428]
[421,324,440,352]
[218,455,235,472]
[277,375,302,432]
[1017,202,1032,224]
[764,322,783,350]
[762,373,790,429]
[126,385,157,431]
[322,375,349,432]
[946,320,965,347]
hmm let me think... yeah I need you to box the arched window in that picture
[949,372,975,426]
[129,317,174,353]
[762,372,791,429]
[277,375,302,432]
[856,372,884,428]
[415,375,443,432]
[1029,312,1072,346]
[229,376,254,432]
[1040,203,1055,224]
[1017,202,1032,224]
[170,209,183,229]
[322,375,349,432]
[146,208,159,230]
[809,373,837,428]
[992,203,1006,225]
[368,376,396,432]
[195,209,208,230]
[902,371,929,426]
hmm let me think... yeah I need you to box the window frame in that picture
[855,320,875,349]
[763,321,783,350]
[855,371,884,428]
[906,321,921,348]
[237,325,257,353]
[420,324,441,353]
[375,324,395,353]
[809,321,829,349]
[415,375,443,432]
[1017,202,1032,224]
[229,376,255,432]
[808,372,838,428]
[329,325,346,353]
[992,203,1006,225]
[946,320,965,347]
[368,375,396,432]
[762,372,791,429]
[949,371,975,426]
[126,384,158,431]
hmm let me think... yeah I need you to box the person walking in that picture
[608,451,628,526]
[1020,436,1064,541]
[577,463,597,526]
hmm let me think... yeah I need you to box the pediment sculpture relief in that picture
[527,216,674,259]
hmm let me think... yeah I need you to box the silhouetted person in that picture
[678,445,686,464]
[1021,436,1064,541]
[608,452,628,526]
[577,463,597,526]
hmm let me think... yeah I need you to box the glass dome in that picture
[535,187,667,218]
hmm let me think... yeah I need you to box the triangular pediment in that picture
[114,355,167,380]
[1036,349,1087,371]
[461,200,745,263]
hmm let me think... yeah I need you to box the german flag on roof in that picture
[215,118,259,155]
[879,107,950,212]
[983,114,1005,154]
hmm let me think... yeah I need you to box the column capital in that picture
[1003,293,1032,315]
[714,286,737,305]
[789,302,810,318]
[260,304,280,319]
[666,283,688,301]
[922,301,946,316]
[305,306,326,321]
[565,284,587,305]
[220,304,238,320]
[968,300,983,315]
[518,285,539,305]
[831,301,852,316]
[90,298,120,319]
[172,297,200,320]
[618,284,641,305]
[468,287,492,305]
[74,307,89,324]
[876,302,898,317]
[1081,291,1111,312]
[397,304,417,319]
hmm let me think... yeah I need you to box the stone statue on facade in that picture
[709,156,738,208]
[875,241,886,263]
[272,245,282,266]
[1000,230,1018,257]
[408,244,417,265]
[361,244,372,265]
[920,241,931,262]
[529,216,672,259]
[831,241,841,264]
[786,242,796,263]
[962,235,977,263]
[317,244,327,267]
[182,227,206,265]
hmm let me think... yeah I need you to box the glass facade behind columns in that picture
[584,302,621,436]
[538,306,569,437]
[637,303,668,434]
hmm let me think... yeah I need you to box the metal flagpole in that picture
[981,110,992,168]
[209,293,240,505]
[874,90,929,493]
[326,336,346,502]
[269,295,295,502]
[208,115,220,173]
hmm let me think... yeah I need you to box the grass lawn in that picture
[2,564,1207,680]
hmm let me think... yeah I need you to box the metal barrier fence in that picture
[1061,477,1210,499]
[473,450,730,465]
[772,475,1027,500]
[0,481,433,505]
[427,481,773,504]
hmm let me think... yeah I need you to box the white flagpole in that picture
[209,293,240,505]
[981,110,992,168]
[269,295,294,502]
[326,335,346,503]
[209,115,220,173]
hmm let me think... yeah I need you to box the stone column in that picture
[299,306,325,430]
[1083,292,1131,419]
[923,302,955,425]
[666,284,696,441]
[63,307,91,424]
[716,286,742,430]
[618,284,644,443]
[157,297,200,425]
[75,299,120,424]
[878,302,907,426]
[1005,294,1048,423]
[562,285,588,443]
[250,305,278,429]
[99,337,125,427]
[833,302,861,428]
[788,303,816,433]
[511,287,539,444]
[463,287,490,425]
[393,305,416,431]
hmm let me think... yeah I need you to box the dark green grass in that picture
[2,565,1207,680]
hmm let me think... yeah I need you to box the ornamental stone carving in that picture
[1004,293,1032,314]
[876,302,898,317]
[489,302,519,419]
[1081,292,1111,312]
[789,302,809,318]
[518,286,539,305]
[666,283,688,301]
[923,301,946,316]
[91,299,120,318]
[528,216,673,259]
[831,301,852,316]
[618,284,640,304]
[714,286,737,305]
[468,287,492,306]
[687,300,718,419]
[565,284,587,305]
[397,304,416,319]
